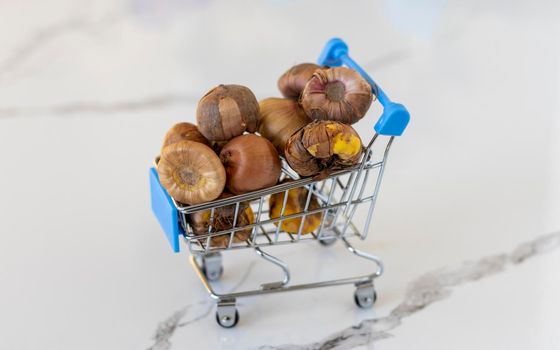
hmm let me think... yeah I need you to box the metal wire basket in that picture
[149,38,410,328]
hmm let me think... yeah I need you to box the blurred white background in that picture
[0,0,559,349]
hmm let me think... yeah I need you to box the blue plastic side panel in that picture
[317,38,410,137]
[150,167,182,253]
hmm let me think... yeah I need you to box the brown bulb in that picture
[258,98,311,156]
[161,122,210,151]
[284,127,321,177]
[285,120,363,177]
[220,134,281,194]
[189,192,254,248]
[157,141,226,205]
[301,67,373,124]
[196,84,259,141]
[277,63,320,99]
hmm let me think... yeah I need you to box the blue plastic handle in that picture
[317,38,410,136]
[150,167,183,252]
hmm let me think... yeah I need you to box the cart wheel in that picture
[354,284,377,308]
[318,237,337,246]
[216,308,239,328]
[317,228,337,246]
[201,253,223,281]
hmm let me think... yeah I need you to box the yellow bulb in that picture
[332,133,361,160]
[269,184,322,234]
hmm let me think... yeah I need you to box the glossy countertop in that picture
[1,0,559,349]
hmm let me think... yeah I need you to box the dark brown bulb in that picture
[196,84,259,141]
[277,63,320,99]
[301,67,373,124]
[220,134,281,194]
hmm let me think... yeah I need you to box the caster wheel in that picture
[317,226,337,246]
[202,265,223,281]
[354,285,377,308]
[318,237,337,246]
[216,310,239,328]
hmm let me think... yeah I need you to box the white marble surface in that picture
[1,0,560,349]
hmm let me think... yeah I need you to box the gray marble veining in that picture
[2,1,560,349]
[256,231,560,350]
[0,12,122,82]
[0,93,198,119]
[149,306,189,350]
[147,261,258,350]
[146,231,560,350]
[0,17,86,79]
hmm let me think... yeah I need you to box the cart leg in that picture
[255,247,290,289]
[342,237,384,278]
[317,211,338,246]
[216,299,239,328]
[201,252,223,281]
[354,282,377,308]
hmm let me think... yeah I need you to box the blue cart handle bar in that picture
[317,38,410,136]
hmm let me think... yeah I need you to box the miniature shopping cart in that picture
[149,38,410,328]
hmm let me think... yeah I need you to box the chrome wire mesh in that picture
[172,135,394,254]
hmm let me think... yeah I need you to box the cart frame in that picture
[149,38,410,327]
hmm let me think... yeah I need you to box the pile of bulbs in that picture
[156,63,374,246]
